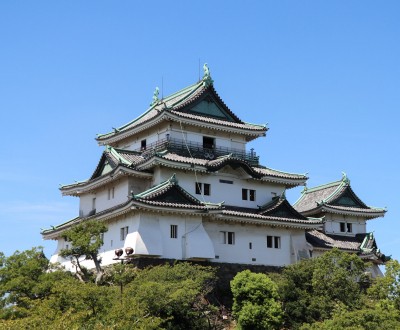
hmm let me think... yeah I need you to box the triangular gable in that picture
[329,186,368,209]
[151,185,202,205]
[90,153,117,180]
[177,87,243,124]
[133,175,203,206]
[260,197,308,220]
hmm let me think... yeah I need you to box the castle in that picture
[42,65,388,276]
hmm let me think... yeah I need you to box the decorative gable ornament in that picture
[202,63,214,87]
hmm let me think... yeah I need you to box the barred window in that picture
[170,225,178,239]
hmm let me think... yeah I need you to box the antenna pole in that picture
[198,58,200,81]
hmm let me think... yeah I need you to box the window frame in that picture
[120,226,129,241]
[170,224,178,239]
[267,235,281,249]
[220,231,235,245]
[195,182,210,196]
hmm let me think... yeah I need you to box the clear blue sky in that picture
[1,1,399,262]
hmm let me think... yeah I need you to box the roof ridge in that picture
[255,165,308,177]
[133,175,176,199]
[107,146,131,166]
[304,179,343,193]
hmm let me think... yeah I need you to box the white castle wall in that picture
[323,213,367,236]
[154,167,284,208]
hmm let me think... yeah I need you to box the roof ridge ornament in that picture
[150,87,160,106]
[341,171,350,184]
[202,63,214,87]
[169,173,178,184]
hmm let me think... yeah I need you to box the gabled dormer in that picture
[294,173,386,220]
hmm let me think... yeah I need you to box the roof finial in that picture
[341,171,350,184]
[202,63,214,87]
[170,173,178,184]
[150,87,160,106]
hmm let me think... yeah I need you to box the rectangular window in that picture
[141,139,146,150]
[220,179,233,184]
[249,189,256,201]
[267,235,273,248]
[274,236,281,249]
[242,189,256,201]
[249,242,252,249]
[347,223,352,233]
[220,231,235,245]
[242,188,248,200]
[195,182,210,196]
[203,183,210,195]
[120,226,129,241]
[203,136,215,149]
[170,225,178,239]
[340,222,346,232]
[108,187,115,200]
[267,236,281,249]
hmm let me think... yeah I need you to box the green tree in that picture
[0,247,73,320]
[312,249,365,309]
[368,259,400,310]
[279,249,366,329]
[126,262,218,330]
[60,219,108,284]
[230,270,283,330]
[300,302,400,330]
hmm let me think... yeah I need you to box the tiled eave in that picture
[213,211,323,230]
[301,204,386,219]
[131,200,222,214]
[136,155,307,187]
[60,166,153,197]
[41,200,135,240]
[136,155,208,172]
[97,111,266,146]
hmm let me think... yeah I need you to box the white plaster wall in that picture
[79,193,96,217]
[117,124,170,150]
[324,214,367,235]
[156,167,284,208]
[78,179,130,216]
[50,215,306,270]
[203,221,293,266]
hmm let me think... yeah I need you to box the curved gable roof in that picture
[294,173,386,218]
[96,74,266,145]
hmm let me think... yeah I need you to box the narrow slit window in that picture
[170,225,178,239]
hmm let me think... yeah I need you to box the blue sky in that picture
[0,1,399,262]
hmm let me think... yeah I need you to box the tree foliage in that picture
[278,248,366,329]
[1,243,399,329]
[231,270,283,330]
[60,219,108,284]
[0,249,221,329]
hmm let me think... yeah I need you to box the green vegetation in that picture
[1,243,399,329]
